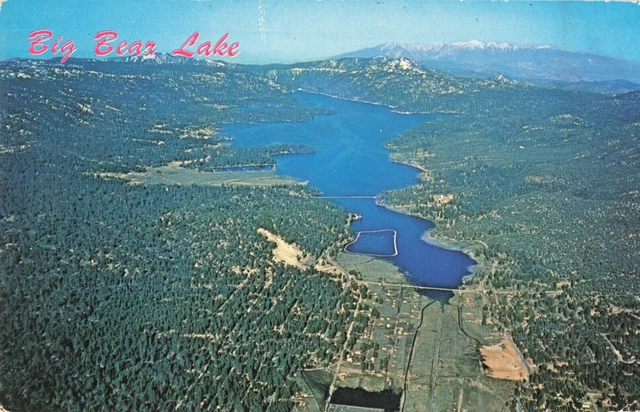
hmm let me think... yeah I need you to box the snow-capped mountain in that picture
[336,41,640,88]
[110,52,229,67]
[373,40,542,57]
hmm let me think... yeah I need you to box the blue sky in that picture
[1,0,639,63]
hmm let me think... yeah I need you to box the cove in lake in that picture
[224,92,474,291]
[345,229,398,257]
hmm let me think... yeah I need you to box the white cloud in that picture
[0,0,8,12]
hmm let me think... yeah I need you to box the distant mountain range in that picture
[335,41,640,94]
[7,41,640,96]
[110,53,231,67]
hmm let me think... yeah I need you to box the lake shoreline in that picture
[376,152,489,289]
[376,199,485,286]
[295,89,459,116]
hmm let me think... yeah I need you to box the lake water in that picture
[345,229,397,257]
[223,92,474,290]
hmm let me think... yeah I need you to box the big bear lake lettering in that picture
[28,30,239,62]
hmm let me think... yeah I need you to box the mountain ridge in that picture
[335,41,640,93]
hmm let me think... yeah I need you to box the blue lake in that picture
[345,230,397,257]
[223,92,474,290]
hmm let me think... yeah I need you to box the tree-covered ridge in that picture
[0,59,366,411]
[271,56,550,114]
[384,91,639,294]
[1,179,359,411]
[0,59,329,174]
[381,87,639,408]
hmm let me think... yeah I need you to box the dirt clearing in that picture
[258,228,306,269]
[480,334,529,381]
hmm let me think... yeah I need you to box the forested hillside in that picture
[383,91,640,409]
[0,59,364,411]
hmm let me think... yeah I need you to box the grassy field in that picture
[330,253,514,412]
[98,165,301,186]
[296,369,334,412]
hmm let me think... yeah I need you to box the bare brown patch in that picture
[258,228,306,269]
[480,334,529,381]
[433,194,455,206]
